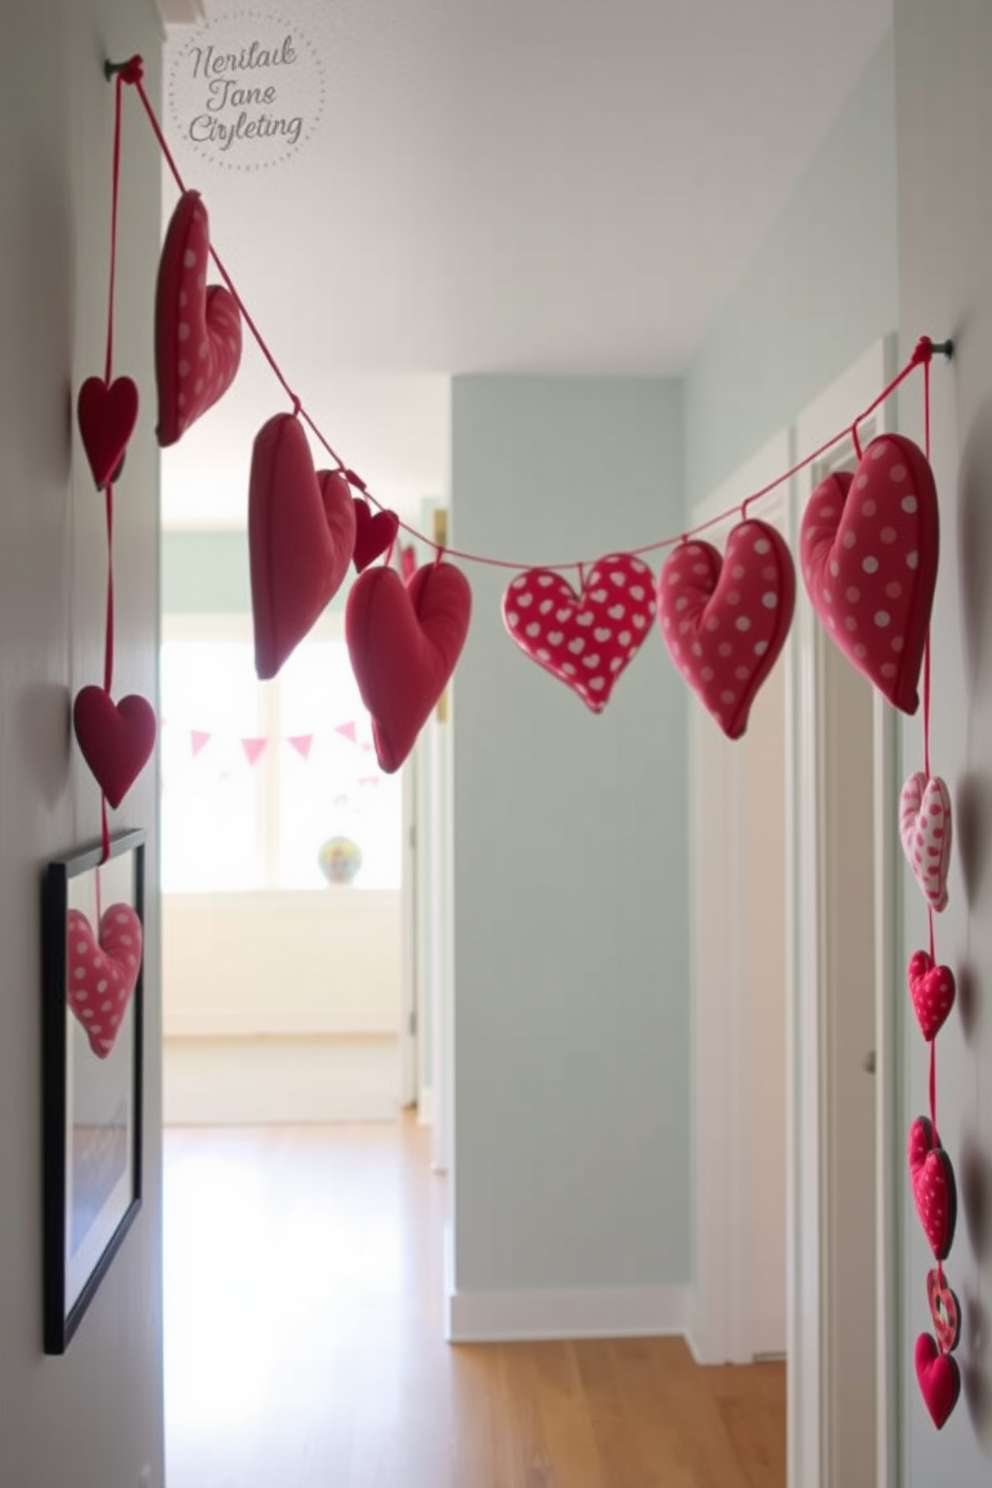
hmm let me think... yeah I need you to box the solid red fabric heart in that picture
[926,1268,962,1354]
[77,375,139,489]
[73,687,157,809]
[799,434,939,714]
[346,562,471,773]
[249,413,356,680]
[67,904,143,1059]
[656,519,795,739]
[915,1332,960,1429]
[155,191,242,447]
[352,498,400,572]
[502,554,656,714]
[908,1115,957,1261]
[907,950,956,1042]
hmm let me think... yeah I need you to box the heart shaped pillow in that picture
[67,904,143,1059]
[73,688,158,808]
[77,375,139,489]
[156,191,242,447]
[352,499,400,572]
[656,520,795,739]
[907,950,956,1042]
[799,434,939,714]
[346,562,472,772]
[915,1332,960,1429]
[908,1115,957,1261]
[502,554,655,714]
[901,772,952,912]
[249,413,356,680]
[926,1268,962,1355]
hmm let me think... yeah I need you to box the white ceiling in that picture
[159,0,892,527]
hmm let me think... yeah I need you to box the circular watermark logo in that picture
[168,8,326,171]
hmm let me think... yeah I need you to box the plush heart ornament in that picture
[66,904,143,1059]
[656,520,795,739]
[73,688,158,808]
[155,191,242,447]
[346,562,472,772]
[502,554,655,714]
[352,499,400,572]
[915,1332,961,1429]
[77,375,139,489]
[249,413,356,680]
[799,434,939,714]
[908,950,956,1041]
[901,772,953,912]
[926,1268,962,1354]
[908,1115,957,1261]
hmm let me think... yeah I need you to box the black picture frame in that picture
[41,828,145,1355]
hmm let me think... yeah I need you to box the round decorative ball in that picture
[317,837,362,885]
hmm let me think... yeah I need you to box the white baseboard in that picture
[446,1281,690,1344]
[417,1087,434,1126]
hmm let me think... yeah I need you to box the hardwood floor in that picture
[163,1116,785,1488]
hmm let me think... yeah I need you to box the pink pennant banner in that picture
[288,734,314,760]
[241,737,268,767]
[191,729,211,757]
[334,721,358,744]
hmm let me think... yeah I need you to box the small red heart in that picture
[799,434,939,714]
[908,950,956,1042]
[155,191,242,447]
[77,376,139,489]
[248,414,357,680]
[352,499,399,572]
[73,687,157,809]
[400,544,417,582]
[915,1332,961,1429]
[67,904,143,1059]
[503,554,656,713]
[656,519,795,738]
[908,1115,957,1261]
[346,562,471,772]
[926,1268,962,1354]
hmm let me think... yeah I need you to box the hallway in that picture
[164,1117,785,1487]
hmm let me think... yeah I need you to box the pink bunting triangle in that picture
[288,734,314,760]
[334,721,358,744]
[241,737,268,767]
[191,729,211,757]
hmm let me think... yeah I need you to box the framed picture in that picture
[41,828,145,1354]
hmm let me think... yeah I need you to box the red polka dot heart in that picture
[155,190,242,447]
[66,904,143,1059]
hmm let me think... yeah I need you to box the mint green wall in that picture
[451,376,690,1294]
[684,31,898,507]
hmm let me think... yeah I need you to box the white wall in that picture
[0,2,164,1484]
[450,377,690,1333]
[895,0,992,1474]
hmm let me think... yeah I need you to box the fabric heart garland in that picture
[66,904,143,1059]
[799,433,939,714]
[77,376,139,490]
[656,520,795,739]
[915,1333,961,1430]
[908,1115,957,1261]
[346,560,472,772]
[249,413,357,680]
[73,688,158,809]
[926,1268,961,1355]
[353,499,400,572]
[502,554,655,714]
[900,772,952,912]
[907,950,956,1042]
[155,191,242,447]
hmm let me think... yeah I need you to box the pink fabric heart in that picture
[799,433,939,714]
[352,499,400,572]
[908,1115,957,1261]
[155,191,242,447]
[502,554,655,714]
[900,772,952,912]
[656,520,795,739]
[77,376,139,489]
[915,1332,960,1429]
[907,950,956,1041]
[67,904,143,1059]
[926,1269,962,1355]
[73,688,157,808]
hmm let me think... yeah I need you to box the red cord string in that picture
[121,71,941,575]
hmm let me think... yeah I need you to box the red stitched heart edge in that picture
[915,1332,961,1429]
[926,1268,962,1355]
[908,1115,958,1261]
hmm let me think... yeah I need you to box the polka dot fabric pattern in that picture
[907,950,956,1042]
[900,772,952,913]
[502,554,656,714]
[66,904,143,1060]
[656,520,795,740]
[908,1115,957,1262]
[155,191,242,447]
[799,434,939,714]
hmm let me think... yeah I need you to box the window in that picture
[160,618,402,893]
